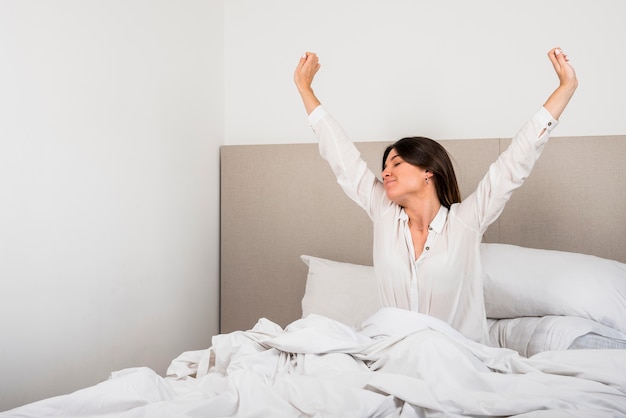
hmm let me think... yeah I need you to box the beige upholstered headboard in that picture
[220,135,626,333]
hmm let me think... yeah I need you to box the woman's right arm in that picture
[294,53,389,219]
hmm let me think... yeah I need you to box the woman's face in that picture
[382,149,428,204]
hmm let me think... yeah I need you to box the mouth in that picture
[383,179,396,188]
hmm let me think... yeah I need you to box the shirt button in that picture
[428,227,433,231]
[548,121,552,126]
[425,246,430,251]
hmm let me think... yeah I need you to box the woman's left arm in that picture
[542,47,578,120]
[456,47,578,233]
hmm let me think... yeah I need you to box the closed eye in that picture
[384,154,403,171]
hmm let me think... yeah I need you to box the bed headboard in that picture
[220,135,626,333]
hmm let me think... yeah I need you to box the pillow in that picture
[300,255,380,328]
[481,243,626,334]
[487,316,626,357]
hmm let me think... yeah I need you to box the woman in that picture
[294,48,578,343]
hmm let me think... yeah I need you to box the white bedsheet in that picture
[3,308,626,417]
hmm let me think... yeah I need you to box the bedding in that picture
[487,316,626,357]
[4,309,626,417]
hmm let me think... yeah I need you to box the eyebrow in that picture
[384,154,401,169]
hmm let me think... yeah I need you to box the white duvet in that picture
[3,308,626,418]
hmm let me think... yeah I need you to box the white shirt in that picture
[309,105,558,343]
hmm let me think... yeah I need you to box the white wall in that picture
[0,0,223,410]
[225,0,626,144]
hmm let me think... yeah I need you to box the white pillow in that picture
[487,316,626,357]
[482,243,626,334]
[300,255,380,328]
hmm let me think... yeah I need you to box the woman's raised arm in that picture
[542,47,578,120]
[294,52,322,115]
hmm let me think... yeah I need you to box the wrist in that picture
[558,80,578,95]
[297,85,315,96]
[297,88,321,115]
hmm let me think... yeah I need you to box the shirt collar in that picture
[429,205,448,233]
[398,205,448,233]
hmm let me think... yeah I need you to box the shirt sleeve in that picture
[455,106,559,233]
[308,106,389,220]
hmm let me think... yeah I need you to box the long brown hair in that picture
[383,137,461,209]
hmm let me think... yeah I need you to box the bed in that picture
[3,134,626,417]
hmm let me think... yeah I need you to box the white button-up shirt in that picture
[309,105,558,343]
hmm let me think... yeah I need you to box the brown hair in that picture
[383,137,461,208]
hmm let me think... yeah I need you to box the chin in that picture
[385,191,401,206]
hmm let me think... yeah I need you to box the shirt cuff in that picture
[307,105,327,126]
[538,106,559,133]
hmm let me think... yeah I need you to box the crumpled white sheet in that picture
[3,308,626,418]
